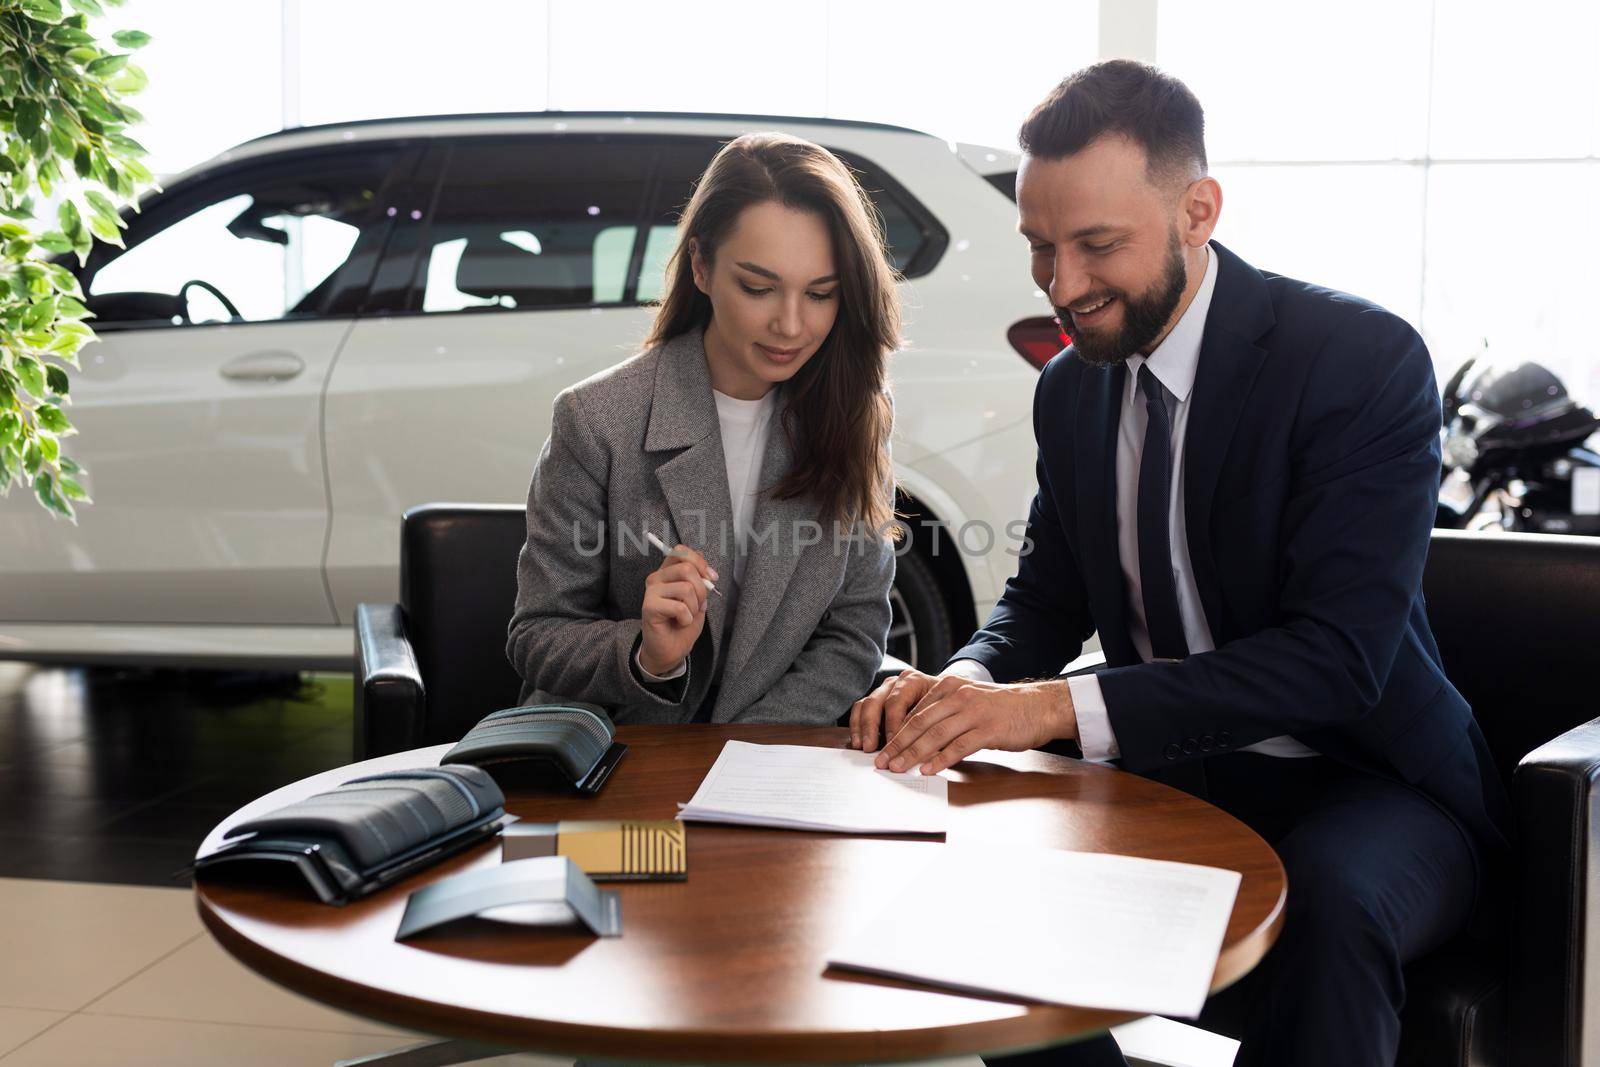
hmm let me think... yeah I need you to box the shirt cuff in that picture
[941,658,994,683]
[1068,673,1120,762]
[635,646,687,682]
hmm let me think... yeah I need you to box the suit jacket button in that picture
[1200,735,1215,751]
[1182,738,1198,755]
[1163,743,1181,761]
[1217,731,1232,747]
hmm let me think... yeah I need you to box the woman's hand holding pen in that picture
[639,543,717,676]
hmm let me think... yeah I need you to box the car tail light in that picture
[1007,317,1071,370]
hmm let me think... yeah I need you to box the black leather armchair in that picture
[1398,530,1600,1067]
[354,503,911,760]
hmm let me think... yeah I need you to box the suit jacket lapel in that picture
[645,329,735,668]
[1182,242,1275,642]
[1073,362,1136,666]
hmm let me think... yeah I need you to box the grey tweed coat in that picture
[505,328,895,724]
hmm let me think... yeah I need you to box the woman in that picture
[506,132,901,725]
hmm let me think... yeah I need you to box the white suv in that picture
[0,112,1060,672]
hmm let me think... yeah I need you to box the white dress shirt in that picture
[949,245,1317,761]
[637,386,777,682]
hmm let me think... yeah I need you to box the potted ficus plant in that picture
[0,0,152,520]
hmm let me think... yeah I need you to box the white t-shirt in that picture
[711,386,778,646]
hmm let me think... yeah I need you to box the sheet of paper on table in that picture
[826,847,1242,1019]
[676,740,948,834]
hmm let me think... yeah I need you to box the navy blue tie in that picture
[1136,365,1190,661]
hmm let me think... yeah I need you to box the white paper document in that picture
[676,740,948,834]
[826,847,1241,1018]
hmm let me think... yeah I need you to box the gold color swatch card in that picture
[502,820,687,881]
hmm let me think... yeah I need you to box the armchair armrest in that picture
[1510,714,1600,1066]
[354,602,425,761]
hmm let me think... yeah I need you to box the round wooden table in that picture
[195,724,1285,1063]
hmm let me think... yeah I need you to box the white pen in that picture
[644,531,722,597]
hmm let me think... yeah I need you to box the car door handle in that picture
[220,351,306,383]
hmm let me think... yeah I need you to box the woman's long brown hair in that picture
[645,132,900,535]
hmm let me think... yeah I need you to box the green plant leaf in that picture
[59,455,82,474]
[83,189,121,227]
[64,45,100,65]
[20,0,65,22]
[107,132,145,155]
[70,0,107,17]
[46,263,82,296]
[15,99,44,138]
[46,25,95,46]
[36,403,70,433]
[56,295,89,318]
[33,472,75,519]
[19,263,51,296]
[85,212,121,245]
[46,333,84,363]
[107,63,146,94]
[38,432,58,462]
[110,29,150,49]
[16,355,47,397]
[58,199,84,239]
[0,411,19,445]
[23,439,42,478]
[59,474,89,501]
[36,231,71,254]
[3,237,31,259]
[86,53,128,77]
[22,296,56,331]
[72,145,93,177]
[45,364,70,395]
[0,156,17,176]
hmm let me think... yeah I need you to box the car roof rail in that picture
[239,110,940,148]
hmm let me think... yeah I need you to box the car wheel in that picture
[889,548,952,672]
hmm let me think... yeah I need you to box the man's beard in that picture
[1057,231,1188,367]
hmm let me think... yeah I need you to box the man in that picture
[852,60,1508,1067]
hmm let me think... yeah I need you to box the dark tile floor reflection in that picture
[0,663,355,887]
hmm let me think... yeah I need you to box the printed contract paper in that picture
[677,740,948,834]
[827,848,1241,1018]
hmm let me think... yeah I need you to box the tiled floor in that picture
[0,876,569,1065]
[0,663,359,888]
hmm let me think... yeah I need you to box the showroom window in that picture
[1158,0,1600,401]
[85,150,401,327]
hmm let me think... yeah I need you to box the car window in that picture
[416,140,655,313]
[84,151,399,327]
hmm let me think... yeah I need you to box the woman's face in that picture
[692,201,840,400]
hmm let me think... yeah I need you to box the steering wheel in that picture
[176,279,243,324]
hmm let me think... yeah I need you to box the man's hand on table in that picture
[848,668,1079,775]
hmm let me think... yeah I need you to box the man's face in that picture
[1017,135,1192,366]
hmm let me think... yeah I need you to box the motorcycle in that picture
[1436,357,1600,534]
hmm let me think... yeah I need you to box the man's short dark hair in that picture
[1019,60,1207,188]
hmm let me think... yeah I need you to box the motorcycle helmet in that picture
[1442,358,1600,468]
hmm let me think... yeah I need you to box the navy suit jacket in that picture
[950,242,1508,861]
